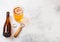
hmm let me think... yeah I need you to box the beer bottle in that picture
[3,12,11,37]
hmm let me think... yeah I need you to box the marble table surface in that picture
[0,0,60,42]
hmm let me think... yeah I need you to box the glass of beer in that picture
[13,7,24,23]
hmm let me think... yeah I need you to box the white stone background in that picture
[0,0,60,42]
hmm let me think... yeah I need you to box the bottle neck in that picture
[7,14,9,18]
[6,12,10,23]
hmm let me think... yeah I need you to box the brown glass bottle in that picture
[3,12,11,37]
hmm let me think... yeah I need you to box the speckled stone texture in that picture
[0,0,60,42]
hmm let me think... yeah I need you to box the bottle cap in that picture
[6,12,10,17]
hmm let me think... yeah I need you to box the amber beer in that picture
[3,12,11,37]
[13,7,23,23]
